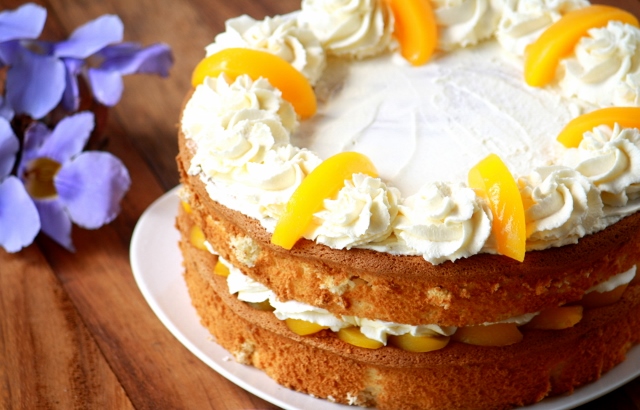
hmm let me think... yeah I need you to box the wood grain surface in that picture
[1,1,639,409]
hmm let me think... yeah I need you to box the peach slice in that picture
[523,306,583,330]
[181,201,192,214]
[387,0,437,65]
[525,5,639,87]
[468,154,526,262]
[213,260,230,277]
[581,284,629,309]
[190,225,207,251]
[337,327,384,349]
[388,333,450,353]
[556,107,640,148]
[191,48,317,118]
[271,152,378,250]
[247,300,275,311]
[285,318,328,336]
[452,323,523,346]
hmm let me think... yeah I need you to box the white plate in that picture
[130,186,640,410]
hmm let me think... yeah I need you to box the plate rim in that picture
[130,186,640,410]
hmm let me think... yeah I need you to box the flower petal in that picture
[6,48,66,119]
[36,111,95,164]
[87,68,123,106]
[0,95,14,121]
[0,176,40,253]
[99,42,174,76]
[55,151,131,229]
[35,198,74,251]
[0,118,18,178]
[54,15,123,59]
[0,3,47,43]
[61,58,84,112]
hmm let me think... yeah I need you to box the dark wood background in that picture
[1,0,639,409]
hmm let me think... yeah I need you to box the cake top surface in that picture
[296,41,574,195]
[181,0,640,265]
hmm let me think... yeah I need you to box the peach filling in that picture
[523,306,583,330]
[189,225,207,251]
[581,284,629,309]
[452,323,523,347]
[285,318,328,336]
[388,333,450,353]
[337,327,384,350]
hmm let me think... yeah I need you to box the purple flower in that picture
[0,117,40,253]
[0,4,174,119]
[0,3,46,44]
[17,112,131,251]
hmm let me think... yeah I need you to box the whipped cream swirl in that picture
[560,21,640,107]
[496,0,589,56]
[563,124,640,208]
[298,0,394,58]
[394,182,492,264]
[519,166,604,250]
[308,173,400,249]
[432,0,503,50]
[205,15,326,85]
[183,74,297,140]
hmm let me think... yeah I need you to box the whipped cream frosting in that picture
[496,0,589,56]
[205,15,326,85]
[393,182,493,264]
[298,0,394,58]
[307,173,400,249]
[519,166,604,250]
[433,0,503,50]
[563,124,640,210]
[560,20,640,107]
[183,0,640,264]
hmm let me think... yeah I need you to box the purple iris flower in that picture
[17,111,131,251]
[0,117,40,253]
[0,4,173,119]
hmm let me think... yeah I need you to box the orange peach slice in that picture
[452,323,523,347]
[191,48,317,118]
[271,152,378,250]
[213,260,230,277]
[190,225,207,251]
[388,333,449,353]
[387,0,437,65]
[337,327,384,349]
[556,107,640,148]
[525,5,639,87]
[523,306,583,330]
[468,154,526,262]
[581,284,629,309]
[285,318,328,336]
[181,201,192,214]
[247,301,275,311]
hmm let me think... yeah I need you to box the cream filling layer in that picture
[218,254,636,344]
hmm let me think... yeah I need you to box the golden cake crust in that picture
[178,125,640,326]
[178,207,640,409]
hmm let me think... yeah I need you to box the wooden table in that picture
[1,0,639,409]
